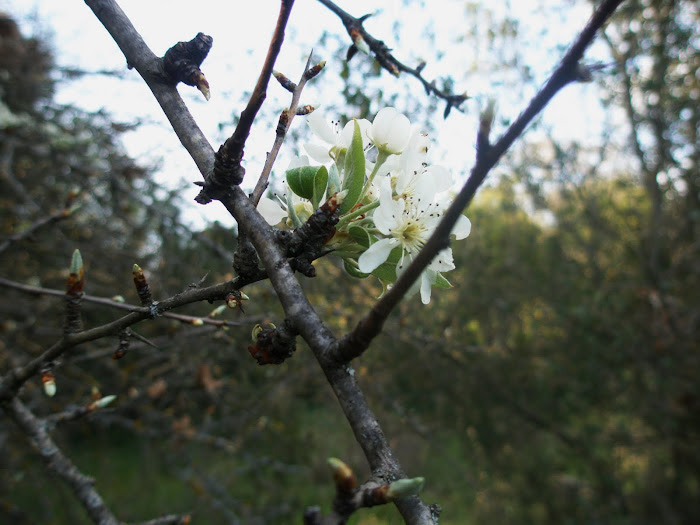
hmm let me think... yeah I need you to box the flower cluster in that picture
[259,107,471,304]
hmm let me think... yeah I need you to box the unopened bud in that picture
[42,371,56,397]
[194,71,211,100]
[92,395,117,410]
[386,477,425,500]
[327,457,357,493]
[349,28,370,55]
[209,305,227,317]
[273,70,297,92]
[305,60,326,80]
[296,105,315,116]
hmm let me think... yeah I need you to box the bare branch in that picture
[84,0,215,176]
[250,53,322,205]
[335,0,627,361]
[0,276,252,402]
[316,0,468,117]
[195,0,296,204]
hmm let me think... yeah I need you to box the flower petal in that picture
[306,109,336,144]
[369,107,411,154]
[257,197,287,225]
[358,238,397,273]
[451,215,472,240]
[304,142,332,164]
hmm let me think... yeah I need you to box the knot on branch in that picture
[233,235,265,280]
[194,140,246,204]
[248,319,298,365]
[162,32,212,99]
[276,193,341,277]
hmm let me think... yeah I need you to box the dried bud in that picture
[277,109,291,136]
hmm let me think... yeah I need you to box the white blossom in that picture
[367,107,411,155]
[304,110,371,164]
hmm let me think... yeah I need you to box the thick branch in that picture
[335,0,627,361]
[84,0,215,175]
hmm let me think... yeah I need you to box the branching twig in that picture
[250,53,322,205]
[316,0,468,117]
[0,276,253,402]
[335,0,627,362]
[195,0,295,204]
[0,276,251,328]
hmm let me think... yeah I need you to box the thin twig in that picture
[316,0,468,117]
[195,0,295,203]
[250,52,317,206]
[0,276,251,328]
[0,276,255,402]
[0,208,73,255]
[335,0,627,362]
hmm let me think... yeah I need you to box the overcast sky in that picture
[3,0,610,227]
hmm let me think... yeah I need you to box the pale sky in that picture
[3,0,611,227]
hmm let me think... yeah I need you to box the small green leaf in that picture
[327,163,341,197]
[286,165,328,205]
[371,261,398,283]
[344,259,370,279]
[348,225,373,248]
[340,120,366,215]
[433,273,452,289]
[312,166,328,209]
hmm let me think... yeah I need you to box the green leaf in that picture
[312,166,328,209]
[327,163,341,197]
[343,259,369,279]
[433,272,452,289]
[348,225,373,248]
[372,261,398,283]
[286,165,328,208]
[340,120,366,215]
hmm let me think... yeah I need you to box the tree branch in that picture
[316,0,468,117]
[335,0,627,361]
[195,0,295,203]
[3,397,121,525]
